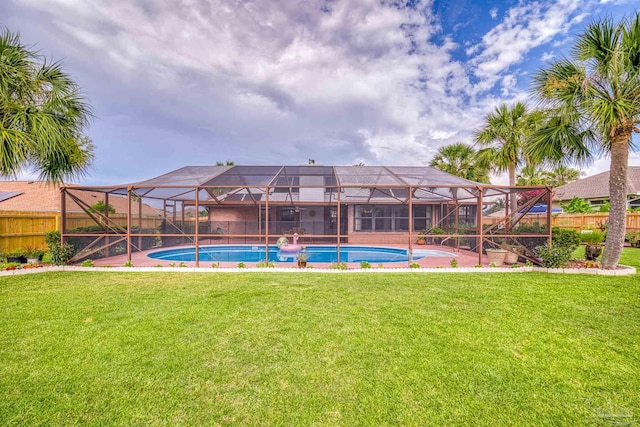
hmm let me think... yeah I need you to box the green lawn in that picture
[1,257,639,425]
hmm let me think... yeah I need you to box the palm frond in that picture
[0,29,93,182]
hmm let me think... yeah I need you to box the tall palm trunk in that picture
[601,136,629,269]
[508,163,518,220]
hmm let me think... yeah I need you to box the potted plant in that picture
[428,226,445,244]
[485,247,507,266]
[26,248,45,264]
[6,248,27,264]
[582,231,604,261]
[416,231,426,245]
[504,245,520,264]
[296,252,309,268]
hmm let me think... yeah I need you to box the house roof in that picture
[553,166,640,201]
[0,181,160,215]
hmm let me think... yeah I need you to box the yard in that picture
[1,250,638,425]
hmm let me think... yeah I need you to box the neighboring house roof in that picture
[553,166,640,202]
[0,181,160,215]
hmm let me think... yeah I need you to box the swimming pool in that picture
[147,245,456,263]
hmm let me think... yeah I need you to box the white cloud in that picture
[541,51,555,61]
[467,0,582,93]
[9,0,638,185]
[15,0,483,170]
[490,7,498,19]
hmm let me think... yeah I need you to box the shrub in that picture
[535,244,573,268]
[360,261,371,269]
[552,228,581,251]
[450,259,458,268]
[409,263,420,269]
[255,261,275,268]
[237,262,246,268]
[123,260,133,267]
[6,248,27,258]
[81,259,94,267]
[329,262,348,270]
[90,200,116,214]
[560,196,593,213]
[44,231,75,265]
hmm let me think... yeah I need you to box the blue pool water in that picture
[148,245,455,263]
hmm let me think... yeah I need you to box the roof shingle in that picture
[554,166,640,201]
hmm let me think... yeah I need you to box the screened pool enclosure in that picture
[61,165,553,266]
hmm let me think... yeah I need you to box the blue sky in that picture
[3,0,639,185]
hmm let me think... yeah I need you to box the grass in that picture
[1,252,639,425]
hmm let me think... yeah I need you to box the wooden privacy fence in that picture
[3,210,640,254]
[0,211,164,253]
[482,212,640,233]
[0,211,59,252]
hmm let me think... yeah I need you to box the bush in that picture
[552,228,581,251]
[44,231,75,265]
[91,200,116,214]
[560,196,593,213]
[535,244,573,268]
[329,262,348,270]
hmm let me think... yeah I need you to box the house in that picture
[0,181,159,214]
[553,166,640,210]
[0,181,163,252]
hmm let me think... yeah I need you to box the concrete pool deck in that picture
[87,244,499,269]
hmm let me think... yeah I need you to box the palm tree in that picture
[517,165,581,186]
[429,142,490,183]
[475,102,542,214]
[0,29,93,182]
[516,165,546,186]
[529,12,640,269]
[546,166,581,187]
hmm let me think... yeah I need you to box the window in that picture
[412,205,433,232]
[354,205,428,232]
[457,205,476,224]
[281,207,296,221]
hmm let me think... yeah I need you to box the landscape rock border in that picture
[0,265,636,276]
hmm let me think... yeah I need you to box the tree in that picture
[516,165,547,186]
[516,165,581,186]
[0,29,93,182]
[475,102,542,214]
[429,142,490,183]
[529,12,640,269]
[545,166,581,187]
[91,200,115,214]
[560,196,593,213]
[216,161,235,166]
